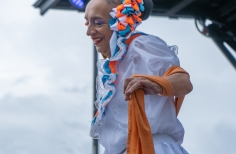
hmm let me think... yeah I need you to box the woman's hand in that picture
[123,73,193,101]
[123,77,163,101]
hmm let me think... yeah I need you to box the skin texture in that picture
[85,0,193,101]
[123,74,193,101]
[85,0,113,58]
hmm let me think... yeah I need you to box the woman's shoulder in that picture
[128,31,178,59]
[129,30,168,47]
[125,31,180,75]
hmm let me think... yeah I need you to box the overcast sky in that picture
[0,0,236,154]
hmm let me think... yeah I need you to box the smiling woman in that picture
[72,0,193,153]
[84,0,113,58]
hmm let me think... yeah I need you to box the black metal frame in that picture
[208,24,236,69]
[195,17,236,69]
[92,46,99,154]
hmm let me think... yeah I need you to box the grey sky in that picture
[0,0,235,154]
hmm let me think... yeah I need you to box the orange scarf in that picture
[126,66,189,154]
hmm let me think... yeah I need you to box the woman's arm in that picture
[123,73,193,101]
[166,73,193,97]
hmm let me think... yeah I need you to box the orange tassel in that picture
[136,0,142,3]
[116,11,123,18]
[132,14,142,22]
[116,4,124,11]
[124,0,131,4]
[132,3,139,11]
[118,22,126,30]
[126,17,134,25]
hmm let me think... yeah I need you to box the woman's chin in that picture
[96,48,104,54]
[95,47,110,58]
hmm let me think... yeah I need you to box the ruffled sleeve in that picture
[129,34,180,76]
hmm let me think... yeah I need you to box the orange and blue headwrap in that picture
[109,0,144,36]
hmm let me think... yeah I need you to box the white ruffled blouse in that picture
[97,32,188,154]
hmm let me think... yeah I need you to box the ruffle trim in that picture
[90,31,135,138]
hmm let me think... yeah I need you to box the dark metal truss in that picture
[33,0,236,69]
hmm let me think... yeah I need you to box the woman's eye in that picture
[95,22,103,26]
[94,20,105,26]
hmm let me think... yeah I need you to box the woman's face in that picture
[85,0,114,58]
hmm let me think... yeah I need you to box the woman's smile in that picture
[92,37,104,45]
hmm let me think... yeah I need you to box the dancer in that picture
[71,0,193,153]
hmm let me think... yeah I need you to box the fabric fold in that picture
[126,66,189,154]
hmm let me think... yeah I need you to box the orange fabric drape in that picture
[126,66,189,154]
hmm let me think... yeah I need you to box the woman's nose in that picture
[86,26,96,36]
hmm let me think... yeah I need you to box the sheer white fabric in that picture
[97,33,188,154]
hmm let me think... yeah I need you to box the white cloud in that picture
[0,0,235,154]
[0,93,93,154]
